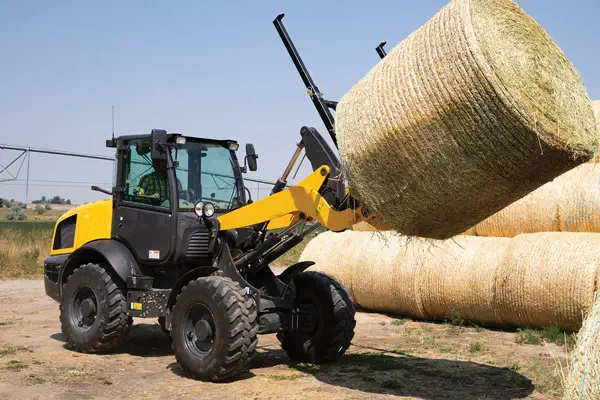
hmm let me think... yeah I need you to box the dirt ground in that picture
[0,280,569,400]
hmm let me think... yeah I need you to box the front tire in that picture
[277,271,356,363]
[171,276,258,381]
[60,263,130,352]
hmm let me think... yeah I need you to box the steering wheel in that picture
[179,188,195,202]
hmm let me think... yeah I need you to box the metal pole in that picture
[25,147,31,206]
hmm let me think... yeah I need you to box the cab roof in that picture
[106,133,237,149]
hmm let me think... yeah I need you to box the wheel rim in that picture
[183,303,216,359]
[71,285,98,332]
[298,300,320,335]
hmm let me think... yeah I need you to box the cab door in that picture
[113,138,172,263]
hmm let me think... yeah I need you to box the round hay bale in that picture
[336,0,597,240]
[350,232,426,319]
[558,164,600,233]
[494,232,600,332]
[464,171,563,237]
[464,164,600,237]
[416,236,510,326]
[564,294,600,399]
[590,100,600,163]
[301,231,356,298]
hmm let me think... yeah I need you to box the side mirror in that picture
[245,143,258,172]
[151,129,168,161]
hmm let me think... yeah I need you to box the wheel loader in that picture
[43,14,376,381]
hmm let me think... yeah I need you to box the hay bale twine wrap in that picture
[350,232,425,318]
[415,236,510,326]
[336,0,597,239]
[564,294,600,399]
[494,232,600,332]
[464,164,600,237]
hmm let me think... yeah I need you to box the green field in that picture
[0,222,53,279]
[0,207,64,222]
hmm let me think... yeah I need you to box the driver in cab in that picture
[138,159,183,204]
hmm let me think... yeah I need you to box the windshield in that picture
[174,141,244,212]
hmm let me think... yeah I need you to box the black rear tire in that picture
[60,263,130,352]
[277,271,355,363]
[171,276,258,381]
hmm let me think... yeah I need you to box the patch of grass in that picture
[266,374,304,381]
[535,373,563,394]
[361,376,376,383]
[468,341,485,353]
[540,324,576,348]
[0,320,15,326]
[422,325,433,332]
[439,347,452,353]
[0,345,33,357]
[6,360,27,372]
[516,329,542,345]
[26,375,46,385]
[515,325,575,348]
[391,319,407,326]
[423,337,438,350]
[0,225,52,279]
[446,324,463,336]
[445,311,464,327]
[508,362,521,372]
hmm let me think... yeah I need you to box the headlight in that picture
[203,202,215,217]
[194,202,204,217]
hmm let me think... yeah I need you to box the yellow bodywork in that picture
[48,166,367,257]
[49,199,113,256]
[218,166,369,232]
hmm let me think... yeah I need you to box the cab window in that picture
[122,139,171,209]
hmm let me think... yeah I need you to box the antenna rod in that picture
[111,106,115,141]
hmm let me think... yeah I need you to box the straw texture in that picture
[564,294,600,399]
[301,231,600,330]
[416,236,510,325]
[588,100,600,163]
[465,164,600,237]
[495,233,600,332]
[301,232,356,298]
[336,0,596,240]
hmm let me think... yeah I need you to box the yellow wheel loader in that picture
[43,14,374,381]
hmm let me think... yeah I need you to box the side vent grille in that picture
[186,230,210,259]
[53,215,77,250]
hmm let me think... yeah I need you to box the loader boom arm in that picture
[217,166,368,232]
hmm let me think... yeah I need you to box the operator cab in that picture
[105,129,258,270]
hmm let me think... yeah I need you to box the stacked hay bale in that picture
[564,294,600,399]
[495,233,600,332]
[302,231,600,331]
[336,0,597,239]
[461,164,600,237]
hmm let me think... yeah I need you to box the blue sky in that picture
[1,1,599,204]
